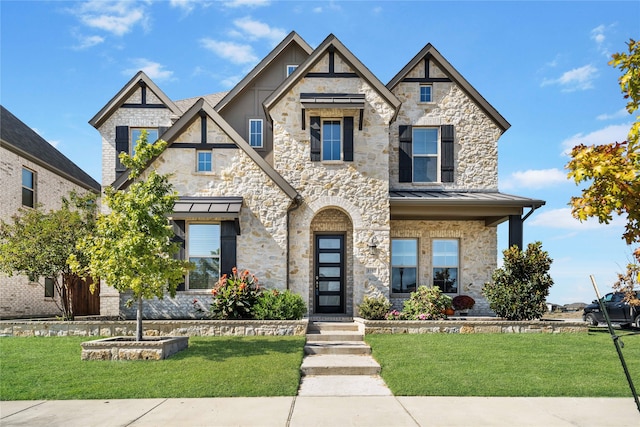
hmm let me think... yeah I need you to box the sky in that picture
[1,0,638,305]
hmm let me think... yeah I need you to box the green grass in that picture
[366,331,640,397]
[0,336,305,400]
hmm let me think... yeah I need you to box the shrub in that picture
[483,242,553,321]
[358,295,392,320]
[452,295,475,311]
[254,289,306,320]
[209,267,261,319]
[402,286,452,320]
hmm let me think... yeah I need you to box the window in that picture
[322,119,341,161]
[249,119,263,148]
[21,168,35,207]
[413,128,439,182]
[45,278,55,298]
[131,128,159,155]
[420,84,432,102]
[187,223,220,289]
[391,239,418,293]
[197,151,212,172]
[286,65,298,76]
[433,239,458,293]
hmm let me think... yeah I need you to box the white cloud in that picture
[69,0,148,36]
[596,108,630,121]
[560,123,631,155]
[591,24,613,57]
[169,0,197,14]
[502,168,568,190]
[72,34,105,50]
[200,38,258,64]
[541,64,598,92]
[232,17,287,45]
[123,59,174,81]
[529,207,626,230]
[223,0,270,7]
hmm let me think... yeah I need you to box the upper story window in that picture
[131,128,159,155]
[286,65,298,76]
[413,128,439,182]
[433,239,458,293]
[187,223,220,290]
[249,119,263,148]
[322,119,342,161]
[419,84,432,102]
[391,239,418,294]
[197,151,212,172]
[21,167,35,208]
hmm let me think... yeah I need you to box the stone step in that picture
[300,354,381,376]
[304,341,372,355]
[308,322,359,332]
[306,332,364,342]
[297,375,392,396]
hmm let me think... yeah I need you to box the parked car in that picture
[583,291,640,328]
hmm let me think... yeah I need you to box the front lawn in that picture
[366,331,640,397]
[0,336,305,400]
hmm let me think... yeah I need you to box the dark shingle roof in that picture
[1,105,100,193]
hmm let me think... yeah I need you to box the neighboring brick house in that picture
[0,105,101,318]
[90,33,544,319]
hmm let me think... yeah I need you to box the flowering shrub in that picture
[452,295,475,311]
[402,286,452,320]
[209,267,261,319]
[385,310,403,320]
[358,295,392,320]
[253,289,306,320]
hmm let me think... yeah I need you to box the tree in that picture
[71,132,191,340]
[483,242,553,321]
[566,39,640,303]
[0,192,97,320]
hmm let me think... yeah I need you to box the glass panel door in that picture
[315,235,344,313]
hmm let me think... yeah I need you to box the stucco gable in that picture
[387,43,510,133]
[89,71,181,129]
[113,98,299,201]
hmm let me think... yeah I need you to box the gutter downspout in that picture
[286,195,304,290]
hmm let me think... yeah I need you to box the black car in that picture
[583,291,640,328]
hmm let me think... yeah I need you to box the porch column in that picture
[508,215,523,249]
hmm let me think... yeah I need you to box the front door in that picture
[315,234,345,313]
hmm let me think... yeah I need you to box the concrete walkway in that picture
[2,396,638,426]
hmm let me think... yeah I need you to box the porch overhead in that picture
[389,190,545,226]
[171,196,243,220]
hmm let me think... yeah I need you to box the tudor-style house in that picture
[1,105,101,318]
[90,32,544,319]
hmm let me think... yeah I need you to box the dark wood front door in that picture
[315,235,345,314]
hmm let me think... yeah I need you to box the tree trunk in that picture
[136,295,143,341]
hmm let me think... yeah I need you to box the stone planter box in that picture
[80,336,189,360]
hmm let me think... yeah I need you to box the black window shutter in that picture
[158,126,168,141]
[441,125,455,183]
[398,125,412,182]
[310,116,321,161]
[220,221,237,278]
[343,117,354,161]
[171,220,186,291]
[115,126,129,175]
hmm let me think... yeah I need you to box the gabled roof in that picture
[112,98,300,201]
[263,34,401,122]
[1,105,100,193]
[387,43,510,132]
[216,31,313,113]
[89,71,181,129]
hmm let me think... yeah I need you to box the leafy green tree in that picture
[566,39,639,303]
[483,242,553,321]
[0,192,97,320]
[71,132,191,340]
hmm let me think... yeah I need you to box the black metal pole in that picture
[590,275,640,413]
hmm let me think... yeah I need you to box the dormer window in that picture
[419,84,432,103]
[249,119,263,148]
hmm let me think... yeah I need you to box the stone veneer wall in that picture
[0,147,96,318]
[389,219,497,316]
[270,53,396,316]
[357,318,588,334]
[389,58,502,191]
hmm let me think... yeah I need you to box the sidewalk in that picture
[2,396,638,426]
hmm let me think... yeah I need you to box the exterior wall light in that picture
[368,236,378,255]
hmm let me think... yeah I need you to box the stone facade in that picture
[0,147,96,318]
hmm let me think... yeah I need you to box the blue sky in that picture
[2,0,638,305]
